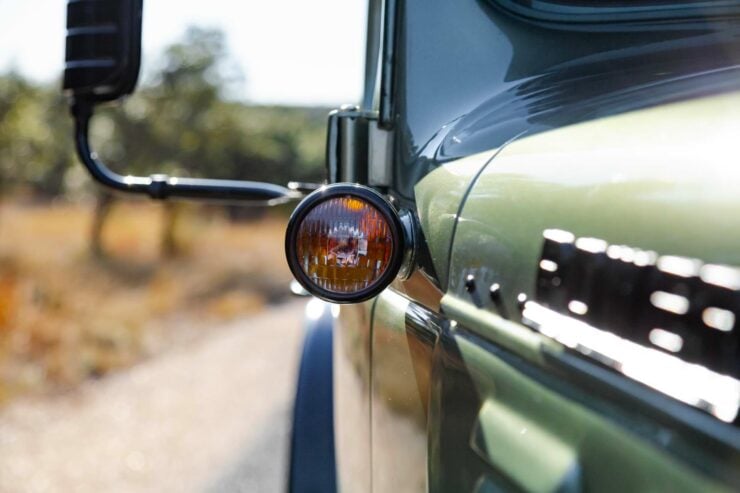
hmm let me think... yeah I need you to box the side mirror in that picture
[63,0,302,204]
[63,0,142,103]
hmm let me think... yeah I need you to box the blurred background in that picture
[0,1,364,491]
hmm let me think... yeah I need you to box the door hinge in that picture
[326,105,393,187]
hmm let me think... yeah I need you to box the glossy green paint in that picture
[414,150,497,289]
[360,287,738,490]
[455,332,731,493]
[441,293,739,490]
[471,399,578,492]
[449,91,740,317]
[370,290,428,492]
[407,92,740,491]
[335,301,375,493]
[442,294,545,364]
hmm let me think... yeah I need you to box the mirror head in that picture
[63,0,143,103]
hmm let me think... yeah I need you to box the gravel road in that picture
[0,301,308,493]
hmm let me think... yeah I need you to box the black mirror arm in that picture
[71,101,302,205]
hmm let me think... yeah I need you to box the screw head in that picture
[489,283,501,301]
[464,274,476,292]
[517,293,528,310]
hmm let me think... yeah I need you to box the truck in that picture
[63,0,740,491]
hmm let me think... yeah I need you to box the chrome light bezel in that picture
[285,183,405,303]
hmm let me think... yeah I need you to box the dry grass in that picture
[0,198,292,403]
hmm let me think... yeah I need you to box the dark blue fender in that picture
[288,299,337,493]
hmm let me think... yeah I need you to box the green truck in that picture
[63,0,739,491]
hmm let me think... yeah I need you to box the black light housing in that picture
[285,184,406,303]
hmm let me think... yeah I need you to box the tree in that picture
[0,26,328,257]
[0,73,76,196]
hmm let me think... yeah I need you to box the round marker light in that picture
[285,184,405,303]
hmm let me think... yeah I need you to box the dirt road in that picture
[0,301,308,493]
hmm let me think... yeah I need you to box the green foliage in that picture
[0,26,328,198]
[0,73,76,195]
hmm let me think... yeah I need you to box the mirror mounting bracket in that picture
[70,100,301,204]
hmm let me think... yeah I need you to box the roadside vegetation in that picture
[0,27,326,402]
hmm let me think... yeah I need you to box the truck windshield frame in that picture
[491,0,740,23]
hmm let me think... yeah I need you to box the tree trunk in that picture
[91,191,114,259]
[161,202,181,258]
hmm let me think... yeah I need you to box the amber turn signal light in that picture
[285,184,405,303]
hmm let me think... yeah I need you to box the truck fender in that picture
[288,298,337,493]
